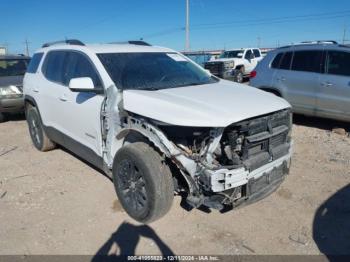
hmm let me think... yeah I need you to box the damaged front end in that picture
[196,109,293,210]
[117,109,292,213]
[116,108,293,212]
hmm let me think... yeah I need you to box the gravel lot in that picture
[0,114,349,256]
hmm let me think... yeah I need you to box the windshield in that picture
[219,51,243,59]
[98,52,218,91]
[0,59,29,77]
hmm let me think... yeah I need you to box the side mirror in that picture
[69,77,102,93]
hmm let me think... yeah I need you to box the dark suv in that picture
[0,55,30,122]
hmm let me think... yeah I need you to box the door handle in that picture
[321,82,333,87]
[33,88,39,93]
[277,77,286,82]
[59,94,68,102]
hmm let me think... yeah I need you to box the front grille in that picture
[220,109,291,171]
[204,62,224,77]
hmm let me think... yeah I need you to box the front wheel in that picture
[113,142,174,223]
[234,70,244,83]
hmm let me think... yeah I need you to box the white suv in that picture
[23,40,292,223]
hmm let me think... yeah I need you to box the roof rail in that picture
[128,40,151,46]
[278,40,338,50]
[109,40,152,46]
[42,39,85,48]
[298,40,338,45]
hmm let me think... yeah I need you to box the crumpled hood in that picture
[123,81,291,127]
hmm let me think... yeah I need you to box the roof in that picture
[225,48,259,51]
[276,41,350,51]
[37,43,174,54]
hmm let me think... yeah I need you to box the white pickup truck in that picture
[204,48,263,83]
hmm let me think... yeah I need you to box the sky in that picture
[2,0,350,55]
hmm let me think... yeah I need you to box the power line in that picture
[139,27,184,40]
[138,9,350,43]
[191,10,350,29]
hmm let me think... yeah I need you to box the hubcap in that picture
[237,73,243,83]
[118,159,147,212]
[29,116,40,145]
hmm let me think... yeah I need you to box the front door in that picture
[60,51,105,157]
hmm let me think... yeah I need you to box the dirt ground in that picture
[0,114,349,256]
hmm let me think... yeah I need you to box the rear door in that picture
[244,49,255,73]
[39,51,68,129]
[272,50,323,115]
[252,49,263,65]
[317,50,350,121]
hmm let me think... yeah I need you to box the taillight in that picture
[250,70,257,78]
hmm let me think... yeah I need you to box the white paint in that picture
[123,80,291,127]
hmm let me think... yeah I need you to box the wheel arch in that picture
[112,128,193,193]
[235,64,245,71]
[258,87,283,97]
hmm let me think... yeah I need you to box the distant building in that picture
[0,46,6,55]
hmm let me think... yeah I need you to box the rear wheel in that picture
[26,106,56,151]
[113,142,174,223]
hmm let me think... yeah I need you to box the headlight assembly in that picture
[0,85,22,98]
[224,61,235,69]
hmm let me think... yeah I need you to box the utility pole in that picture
[24,39,30,56]
[185,0,190,51]
[342,24,347,44]
[257,36,261,48]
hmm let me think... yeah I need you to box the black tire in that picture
[234,70,244,83]
[26,106,56,152]
[112,142,174,223]
[0,112,6,123]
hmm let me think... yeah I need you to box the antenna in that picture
[185,0,190,51]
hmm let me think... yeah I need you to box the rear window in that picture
[0,58,29,77]
[27,53,43,73]
[271,53,283,68]
[42,51,67,84]
[291,51,323,73]
[279,52,293,70]
[253,49,261,58]
[326,51,350,76]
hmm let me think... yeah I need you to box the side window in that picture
[271,53,283,69]
[27,53,43,73]
[279,52,293,70]
[245,50,253,60]
[326,51,350,77]
[42,51,67,84]
[64,52,102,87]
[291,51,323,73]
[253,49,261,58]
